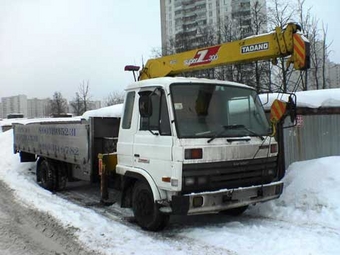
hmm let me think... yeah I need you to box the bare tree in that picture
[214,17,239,82]
[295,0,331,91]
[104,91,125,106]
[310,18,322,90]
[267,0,295,92]
[158,37,177,57]
[321,24,330,89]
[50,92,67,116]
[268,0,332,93]
[296,0,312,91]
[70,92,84,116]
[150,47,163,58]
[247,1,271,92]
[79,80,91,112]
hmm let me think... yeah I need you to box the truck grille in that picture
[182,156,278,194]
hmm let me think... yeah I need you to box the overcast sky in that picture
[0,0,339,101]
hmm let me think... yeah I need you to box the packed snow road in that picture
[0,129,340,254]
[60,182,340,255]
[0,180,99,255]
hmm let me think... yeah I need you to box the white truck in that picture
[13,23,310,231]
[14,77,283,231]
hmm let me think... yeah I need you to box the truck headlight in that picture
[184,177,195,186]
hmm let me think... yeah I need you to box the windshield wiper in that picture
[207,124,264,143]
[237,125,265,141]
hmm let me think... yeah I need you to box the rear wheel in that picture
[132,181,169,231]
[56,164,67,191]
[220,205,249,216]
[39,159,57,191]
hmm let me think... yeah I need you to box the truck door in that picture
[133,88,173,190]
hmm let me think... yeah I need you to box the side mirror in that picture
[139,93,152,118]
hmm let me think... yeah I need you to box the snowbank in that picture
[250,156,340,229]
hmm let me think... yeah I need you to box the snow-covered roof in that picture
[0,118,27,127]
[82,104,123,119]
[260,88,340,110]
[0,117,83,127]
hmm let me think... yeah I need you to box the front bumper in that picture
[167,181,283,215]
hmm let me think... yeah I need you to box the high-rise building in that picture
[27,98,50,118]
[1,95,27,118]
[160,0,267,54]
[329,63,340,88]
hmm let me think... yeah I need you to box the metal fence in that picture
[283,109,340,167]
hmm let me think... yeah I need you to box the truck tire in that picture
[36,159,42,183]
[56,164,67,191]
[39,159,57,191]
[220,205,249,216]
[132,181,169,231]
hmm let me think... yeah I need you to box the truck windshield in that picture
[170,83,270,139]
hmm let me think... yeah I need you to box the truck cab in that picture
[116,77,282,231]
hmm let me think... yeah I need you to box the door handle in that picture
[134,154,140,157]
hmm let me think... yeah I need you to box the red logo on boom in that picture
[184,46,220,66]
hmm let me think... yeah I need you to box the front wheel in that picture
[132,181,169,231]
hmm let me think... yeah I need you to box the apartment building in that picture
[27,98,50,118]
[1,95,104,119]
[1,95,28,118]
[160,0,267,54]
[329,63,340,88]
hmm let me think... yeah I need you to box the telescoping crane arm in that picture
[137,22,310,81]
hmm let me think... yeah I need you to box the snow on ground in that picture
[0,129,339,254]
[251,157,340,229]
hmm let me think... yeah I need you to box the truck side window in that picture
[122,92,135,129]
[159,91,171,135]
[140,90,171,136]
